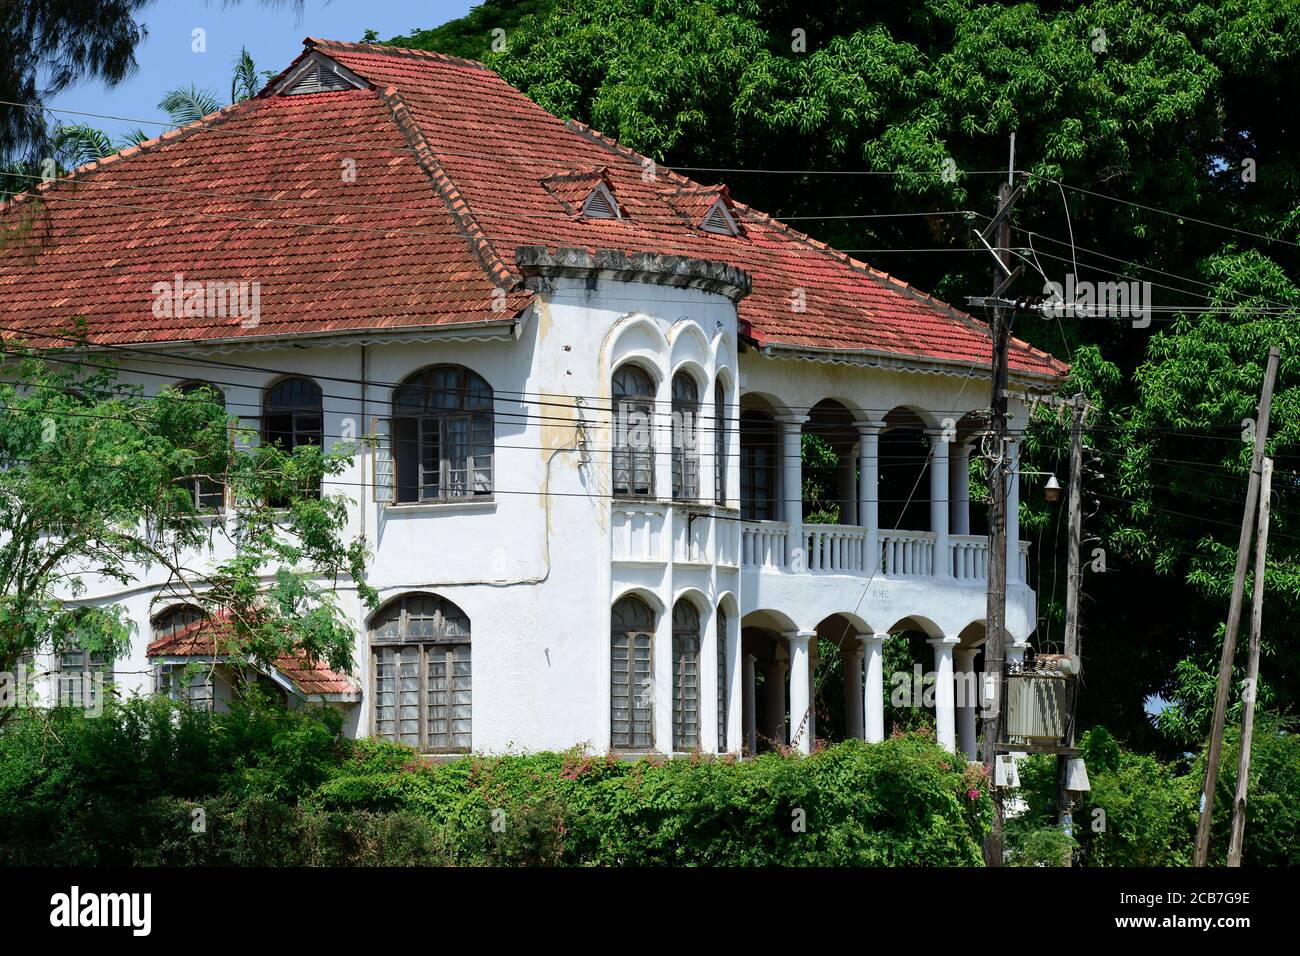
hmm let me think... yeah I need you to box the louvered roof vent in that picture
[700,197,740,235]
[541,167,624,219]
[580,181,622,219]
[274,53,365,96]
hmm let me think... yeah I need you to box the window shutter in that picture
[373,417,395,504]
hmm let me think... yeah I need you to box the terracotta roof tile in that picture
[0,37,1065,378]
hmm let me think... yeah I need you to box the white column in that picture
[654,598,674,752]
[785,630,815,754]
[807,648,819,746]
[843,643,865,739]
[743,652,757,754]
[701,607,720,753]
[928,429,951,577]
[863,633,886,742]
[955,647,978,759]
[950,441,971,535]
[726,616,743,754]
[1006,640,1029,666]
[858,422,883,572]
[1006,438,1021,582]
[777,415,807,570]
[929,636,960,753]
[839,453,858,526]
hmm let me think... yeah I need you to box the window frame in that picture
[716,605,728,752]
[176,382,227,511]
[671,599,701,752]
[391,366,494,505]
[671,371,701,502]
[369,593,472,754]
[611,363,656,499]
[714,379,728,506]
[263,376,325,503]
[610,595,655,751]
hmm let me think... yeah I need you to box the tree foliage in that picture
[0,346,376,703]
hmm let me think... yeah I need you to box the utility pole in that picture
[979,173,1020,867]
[1056,392,1086,848]
[1193,346,1280,866]
[1228,456,1272,866]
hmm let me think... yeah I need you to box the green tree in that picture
[0,345,377,720]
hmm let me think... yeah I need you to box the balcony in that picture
[741,521,1029,582]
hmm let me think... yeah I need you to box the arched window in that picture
[177,382,226,510]
[392,366,493,504]
[671,371,700,501]
[716,604,728,751]
[263,376,323,502]
[370,593,471,752]
[612,364,655,498]
[152,604,205,641]
[611,595,654,749]
[671,599,701,751]
[740,410,779,520]
[714,380,727,506]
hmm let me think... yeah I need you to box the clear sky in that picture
[47,0,477,143]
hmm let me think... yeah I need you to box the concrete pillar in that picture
[777,415,808,570]
[950,441,971,535]
[928,429,951,577]
[838,453,858,526]
[701,607,719,753]
[954,647,979,759]
[758,659,787,748]
[863,633,887,742]
[743,652,757,754]
[785,630,815,754]
[843,643,865,739]
[929,636,960,753]
[1006,438,1021,581]
[807,648,819,746]
[858,421,883,572]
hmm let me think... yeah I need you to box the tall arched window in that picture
[392,366,493,504]
[716,604,728,751]
[612,364,655,498]
[671,371,700,501]
[611,595,654,749]
[370,593,471,752]
[671,599,701,751]
[177,382,226,510]
[714,380,727,506]
[263,376,323,502]
[740,409,779,520]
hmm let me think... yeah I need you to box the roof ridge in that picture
[2,97,265,209]
[306,36,492,71]
[375,85,521,290]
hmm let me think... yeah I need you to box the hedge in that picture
[0,696,989,866]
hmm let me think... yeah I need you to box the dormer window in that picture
[699,197,740,235]
[542,167,624,220]
[273,52,366,96]
[581,181,622,219]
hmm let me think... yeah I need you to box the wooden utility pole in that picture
[980,177,1018,867]
[1193,346,1280,866]
[1056,393,1086,847]
[1227,456,1272,866]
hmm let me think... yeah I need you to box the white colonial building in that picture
[2,39,1066,759]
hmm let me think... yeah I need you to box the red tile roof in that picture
[147,612,358,699]
[0,38,1065,379]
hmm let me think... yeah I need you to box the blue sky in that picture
[47,0,476,143]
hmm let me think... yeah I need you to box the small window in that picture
[611,596,654,750]
[612,364,655,498]
[671,372,700,501]
[370,593,471,753]
[177,383,226,510]
[392,366,494,504]
[671,600,700,751]
[55,648,111,709]
[714,380,727,505]
[263,376,324,504]
[716,605,728,752]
